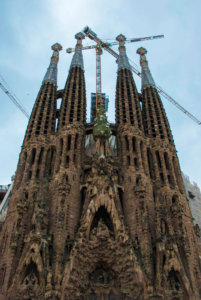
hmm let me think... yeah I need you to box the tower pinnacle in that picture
[43,43,62,85]
[137,47,155,89]
[70,32,85,70]
[116,34,130,71]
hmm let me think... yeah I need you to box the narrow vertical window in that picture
[132,137,136,153]
[44,149,51,177]
[140,141,146,172]
[124,135,129,151]
[30,148,36,166]
[164,152,170,170]
[156,151,162,169]
[37,147,44,166]
[67,135,71,151]
[134,157,138,169]
[147,148,156,180]
[74,134,78,150]
[49,147,56,176]
[65,156,69,168]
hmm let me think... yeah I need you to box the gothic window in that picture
[48,146,56,176]
[132,137,136,153]
[37,147,44,166]
[160,173,165,184]
[118,188,124,212]
[30,148,36,166]
[67,135,71,151]
[167,269,181,291]
[147,148,156,180]
[168,174,174,187]
[56,138,63,173]
[140,141,146,172]
[22,260,40,288]
[124,136,129,151]
[155,151,162,169]
[60,138,64,156]
[36,147,44,178]
[134,157,138,169]
[65,156,69,168]
[90,206,114,234]
[74,134,78,150]
[44,149,50,176]
[164,152,170,170]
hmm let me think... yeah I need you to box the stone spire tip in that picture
[136,47,147,56]
[116,34,130,71]
[51,43,62,52]
[43,43,62,85]
[116,34,126,42]
[75,32,85,41]
[70,32,84,70]
[137,47,155,89]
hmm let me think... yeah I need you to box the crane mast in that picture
[96,44,103,115]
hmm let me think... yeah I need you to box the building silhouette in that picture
[0,32,201,300]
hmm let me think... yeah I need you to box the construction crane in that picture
[96,44,103,113]
[0,75,30,119]
[67,30,164,117]
[80,26,201,125]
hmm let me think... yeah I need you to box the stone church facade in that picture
[0,33,200,299]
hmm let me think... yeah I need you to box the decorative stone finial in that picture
[43,43,62,85]
[75,32,85,49]
[136,47,147,56]
[70,32,84,70]
[136,47,155,89]
[51,43,63,52]
[50,43,62,63]
[116,34,130,71]
[116,34,126,43]
[75,32,85,41]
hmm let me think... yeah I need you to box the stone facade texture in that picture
[0,36,201,300]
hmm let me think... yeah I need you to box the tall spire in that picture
[70,32,85,70]
[116,34,130,71]
[58,33,86,128]
[137,47,155,89]
[43,43,62,85]
[115,34,143,129]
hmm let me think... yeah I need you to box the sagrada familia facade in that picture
[0,32,201,299]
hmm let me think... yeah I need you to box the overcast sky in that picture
[0,0,201,189]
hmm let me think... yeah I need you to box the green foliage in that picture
[93,105,111,140]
